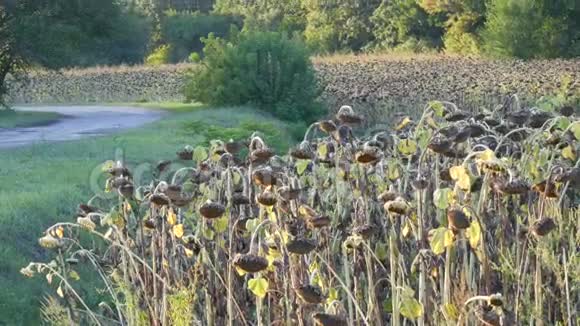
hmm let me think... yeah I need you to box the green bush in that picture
[183,30,324,122]
[161,11,242,62]
[443,14,482,55]
[145,44,172,65]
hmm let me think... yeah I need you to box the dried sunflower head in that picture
[39,235,62,249]
[256,188,277,206]
[531,217,556,237]
[445,110,470,122]
[355,146,382,164]
[532,180,559,198]
[77,216,97,231]
[199,200,226,219]
[447,207,470,230]
[233,253,269,273]
[291,147,315,160]
[453,127,472,143]
[117,182,134,199]
[286,238,317,255]
[150,193,170,206]
[496,179,529,195]
[294,284,325,304]
[384,197,410,215]
[252,168,277,187]
[78,204,99,217]
[155,160,171,173]
[528,111,552,128]
[428,136,452,154]
[378,190,398,202]
[559,105,574,117]
[506,109,531,125]
[306,215,331,229]
[177,145,194,160]
[467,123,486,137]
[312,312,347,326]
[336,105,363,124]
[412,175,429,190]
[352,223,377,239]
[318,120,337,133]
[164,185,182,200]
[223,140,242,155]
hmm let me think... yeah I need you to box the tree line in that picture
[1,0,580,105]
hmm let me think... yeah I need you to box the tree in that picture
[482,0,574,58]
[183,30,323,122]
[371,0,444,50]
[12,0,150,68]
[214,0,306,36]
[0,6,24,108]
[303,0,381,52]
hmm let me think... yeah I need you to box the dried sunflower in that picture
[233,253,269,273]
[295,284,325,304]
[199,201,226,219]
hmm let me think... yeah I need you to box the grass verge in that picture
[0,106,295,325]
[0,110,62,128]
[109,101,204,113]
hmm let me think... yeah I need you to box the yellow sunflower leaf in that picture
[449,165,471,190]
[443,303,459,320]
[400,296,423,320]
[571,123,580,140]
[173,224,184,238]
[213,216,229,233]
[478,149,496,162]
[465,220,481,249]
[167,208,177,225]
[248,277,269,299]
[562,145,576,161]
[398,139,418,156]
[396,117,413,131]
[69,270,80,281]
[388,161,400,181]
[235,266,247,276]
[429,227,454,255]
[318,143,328,158]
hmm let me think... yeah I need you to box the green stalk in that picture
[534,252,543,326]
[416,186,426,326]
[342,248,355,325]
[389,231,400,326]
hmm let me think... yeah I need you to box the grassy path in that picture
[0,110,62,128]
[0,104,295,325]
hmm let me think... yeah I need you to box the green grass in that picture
[0,106,296,325]
[0,110,61,128]
[109,101,205,112]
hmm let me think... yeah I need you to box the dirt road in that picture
[0,105,165,148]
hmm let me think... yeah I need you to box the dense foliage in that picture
[8,0,150,68]
[0,9,18,107]
[23,99,580,325]
[483,0,580,59]
[214,0,580,58]
[183,30,323,122]
[159,11,242,63]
